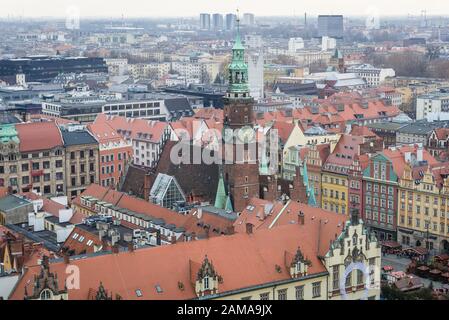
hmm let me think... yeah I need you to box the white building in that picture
[288,37,305,54]
[171,61,220,83]
[102,99,169,121]
[244,34,264,49]
[416,91,449,121]
[243,13,255,26]
[321,36,337,51]
[104,59,128,76]
[346,64,395,87]
[247,52,265,102]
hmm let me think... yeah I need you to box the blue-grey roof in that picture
[61,129,98,146]
[0,195,32,212]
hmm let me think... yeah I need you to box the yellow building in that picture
[321,172,349,215]
[320,135,363,215]
[397,163,449,253]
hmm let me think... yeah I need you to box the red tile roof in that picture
[93,114,168,143]
[324,134,364,170]
[87,121,124,144]
[15,122,63,152]
[10,223,329,300]
[234,199,347,257]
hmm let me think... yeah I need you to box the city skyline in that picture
[1,0,449,18]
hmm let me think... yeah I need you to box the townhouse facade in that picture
[362,153,399,241]
[0,122,66,196]
[321,135,364,215]
[397,163,449,254]
[61,126,100,200]
[87,121,133,188]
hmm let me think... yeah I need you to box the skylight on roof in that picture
[155,285,163,294]
[135,289,143,297]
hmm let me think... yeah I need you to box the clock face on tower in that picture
[237,126,255,143]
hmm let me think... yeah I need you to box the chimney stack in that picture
[127,242,134,253]
[112,245,119,254]
[298,211,305,225]
[246,223,253,235]
[156,229,162,246]
[63,253,70,264]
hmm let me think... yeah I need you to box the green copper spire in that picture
[227,16,250,97]
[308,183,317,207]
[214,172,227,209]
[225,194,234,212]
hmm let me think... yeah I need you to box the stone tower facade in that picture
[222,20,260,213]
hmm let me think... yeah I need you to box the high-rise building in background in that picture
[318,15,344,39]
[247,52,264,102]
[288,37,305,54]
[243,13,255,26]
[225,13,237,30]
[199,13,211,30]
[212,13,224,30]
[321,36,337,51]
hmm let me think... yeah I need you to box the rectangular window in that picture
[333,265,339,290]
[277,289,287,300]
[312,282,321,298]
[260,292,270,300]
[295,285,304,300]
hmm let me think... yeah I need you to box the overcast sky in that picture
[1,0,449,18]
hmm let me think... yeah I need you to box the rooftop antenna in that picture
[236,8,240,34]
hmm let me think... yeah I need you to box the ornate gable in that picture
[24,256,68,300]
[285,247,311,278]
[192,255,221,297]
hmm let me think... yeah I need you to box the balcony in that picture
[31,170,44,177]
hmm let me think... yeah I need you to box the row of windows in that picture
[0,160,63,174]
[70,149,95,160]
[242,282,321,300]
[366,183,394,195]
[104,102,161,111]
[4,172,65,186]
[323,176,346,186]
[400,215,449,234]
[323,189,346,200]
[400,191,445,205]
[70,163,96,175]
[105,109,161,118]
[101,152,127,163]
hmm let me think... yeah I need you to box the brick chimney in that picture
[246,223,254,235]
[156,229,162,246]
[226,225,235,235]
[298,211,305,225]
[112,244,119,254]
[63,253,70,264]
[127,242,134,253]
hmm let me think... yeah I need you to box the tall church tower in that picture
[221,18,260,212]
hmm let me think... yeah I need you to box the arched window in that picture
[40,289,53,300]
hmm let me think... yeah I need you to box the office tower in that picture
[225,13,236,30]
[199,13,211,30]
[243,13,255,26]
[318,15,344,39]
[212,13,224,30]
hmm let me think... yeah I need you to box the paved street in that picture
[381,253,445,289]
